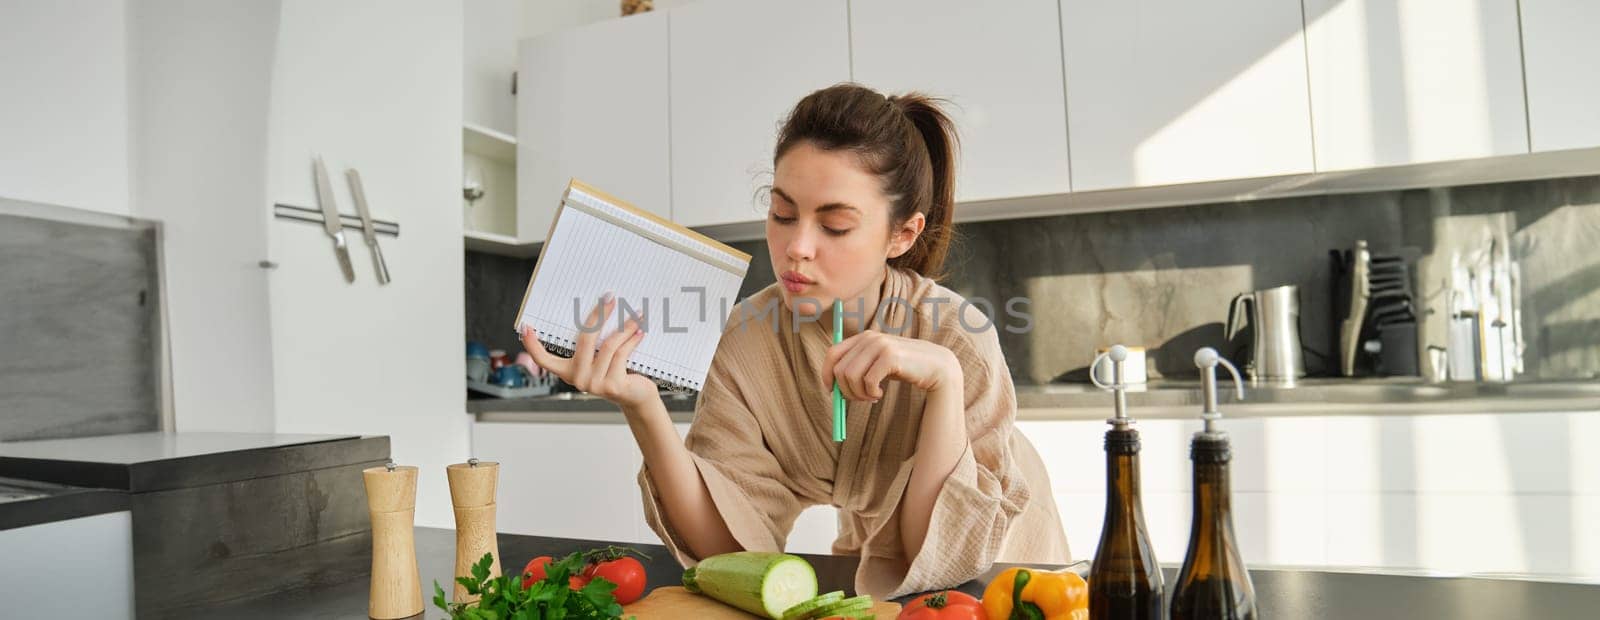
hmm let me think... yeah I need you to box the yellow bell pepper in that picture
[981,567,1089,620]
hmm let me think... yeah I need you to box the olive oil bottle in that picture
[1170,347,1258,620]
[1088,345,1165,619]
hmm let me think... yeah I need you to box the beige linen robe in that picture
[639,266,1071,598]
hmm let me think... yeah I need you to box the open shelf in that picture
[463,123,515,163]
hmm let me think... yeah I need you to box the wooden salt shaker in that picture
[363,460,423,619]
[447,458,501,604]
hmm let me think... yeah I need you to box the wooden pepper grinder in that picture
[447,458,501,604]
[363,460,423,619]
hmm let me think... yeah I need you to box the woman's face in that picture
[766,140,923,319]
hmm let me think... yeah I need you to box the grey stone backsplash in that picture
[465,174,1600,385]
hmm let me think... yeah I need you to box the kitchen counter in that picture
[0,431,385,491]
[178,527,1600,619]
[471,378,1600,423]
[0,431,388,616]
[0,475,127,531]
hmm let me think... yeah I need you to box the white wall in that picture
[128,0,280,433]
[465,0,519,135]
[0,0,131,215]
[265,0,467,528]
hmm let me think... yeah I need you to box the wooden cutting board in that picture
[625,586,901,619]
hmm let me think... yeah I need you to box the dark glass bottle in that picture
[1087,345,1163,619]
[1171,347,1258,620]
[1088,429,1165,619]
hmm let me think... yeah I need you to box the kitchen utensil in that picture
[1227,284,1306,383]
[489,349,509,372]
[1339,241,1372,376]
[624,587,901,619]
[467,341,490,360]
[346,168,391,284]
[1091,346,1148,385]
[492,365,529,388]
[363,462,423,619]
[312,156,356,283]
[515,351,539,376]
[466,357,491,383]
[1376,320,1420,376]
[447,459,500,604]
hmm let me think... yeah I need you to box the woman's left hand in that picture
[820,331,961,401]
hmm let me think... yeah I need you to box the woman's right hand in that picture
[521,292,660,411]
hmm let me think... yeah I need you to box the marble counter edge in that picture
[472,382,1600,423]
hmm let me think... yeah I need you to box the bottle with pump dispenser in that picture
[1170,347,1258,619]
[1087,345,1165,619]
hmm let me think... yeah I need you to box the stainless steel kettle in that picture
[1226,284,1306,383]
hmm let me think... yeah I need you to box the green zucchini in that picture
[682,552,818,619]
[781,591,846,620]
[809,595,873,618]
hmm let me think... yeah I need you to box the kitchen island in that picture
[178,527,1600,619]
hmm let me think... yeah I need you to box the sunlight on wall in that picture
[1304,0,1525,170]
[1413,415,1525,573]
[1572,413,1600,576]
[1132,30,1312,186]
[1305,0,1378,166]
[1396,0,1493,162]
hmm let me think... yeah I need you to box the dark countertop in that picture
[471,379,1600,422]
[180,528,1600,619]
[0,432,387,491]
[0,475,128,530]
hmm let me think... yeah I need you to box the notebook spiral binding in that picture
[538,330,698,394]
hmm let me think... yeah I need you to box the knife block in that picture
[363,464,423,619]
[447,460,501,604]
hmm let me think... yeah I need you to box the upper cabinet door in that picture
[851,0,1071,203]
[1060,0,1315,191]
[669,0,851,228]
[1304,0,1528,170]
[1519,0,1600,152]
[518,12,670,241]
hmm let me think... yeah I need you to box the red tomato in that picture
[585,556,647,605]
[520,556,589,590]
[521,556,553,589]
[897,590,983,620]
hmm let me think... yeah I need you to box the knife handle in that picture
[369,239,391,285]
[334,234,356,283]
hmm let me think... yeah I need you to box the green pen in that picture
[833,298,845,442]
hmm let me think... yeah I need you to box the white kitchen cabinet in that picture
[850,0,1071,203]
[1518,0,1600,152]
[476,421,654,543]
[1059,0,1314,191]
[480,418,843,553]
[0,511,133,619]
[1303,0,1528,170]
[1019,409,1600,578]
[517,11,671,242]
[668,0,851,227]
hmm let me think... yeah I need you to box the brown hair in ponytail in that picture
[773,83,960,281]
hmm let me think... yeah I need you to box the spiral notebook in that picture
[513,179,751,392]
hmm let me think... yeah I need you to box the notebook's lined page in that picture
[518,198,745,392]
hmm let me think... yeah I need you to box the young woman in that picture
[521,83,1070,598]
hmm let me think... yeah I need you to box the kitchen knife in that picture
[313,156,356,283]
[345,168,390,285]
[1340,241,1371,376]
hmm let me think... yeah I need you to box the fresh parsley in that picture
[433,552,627,620]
